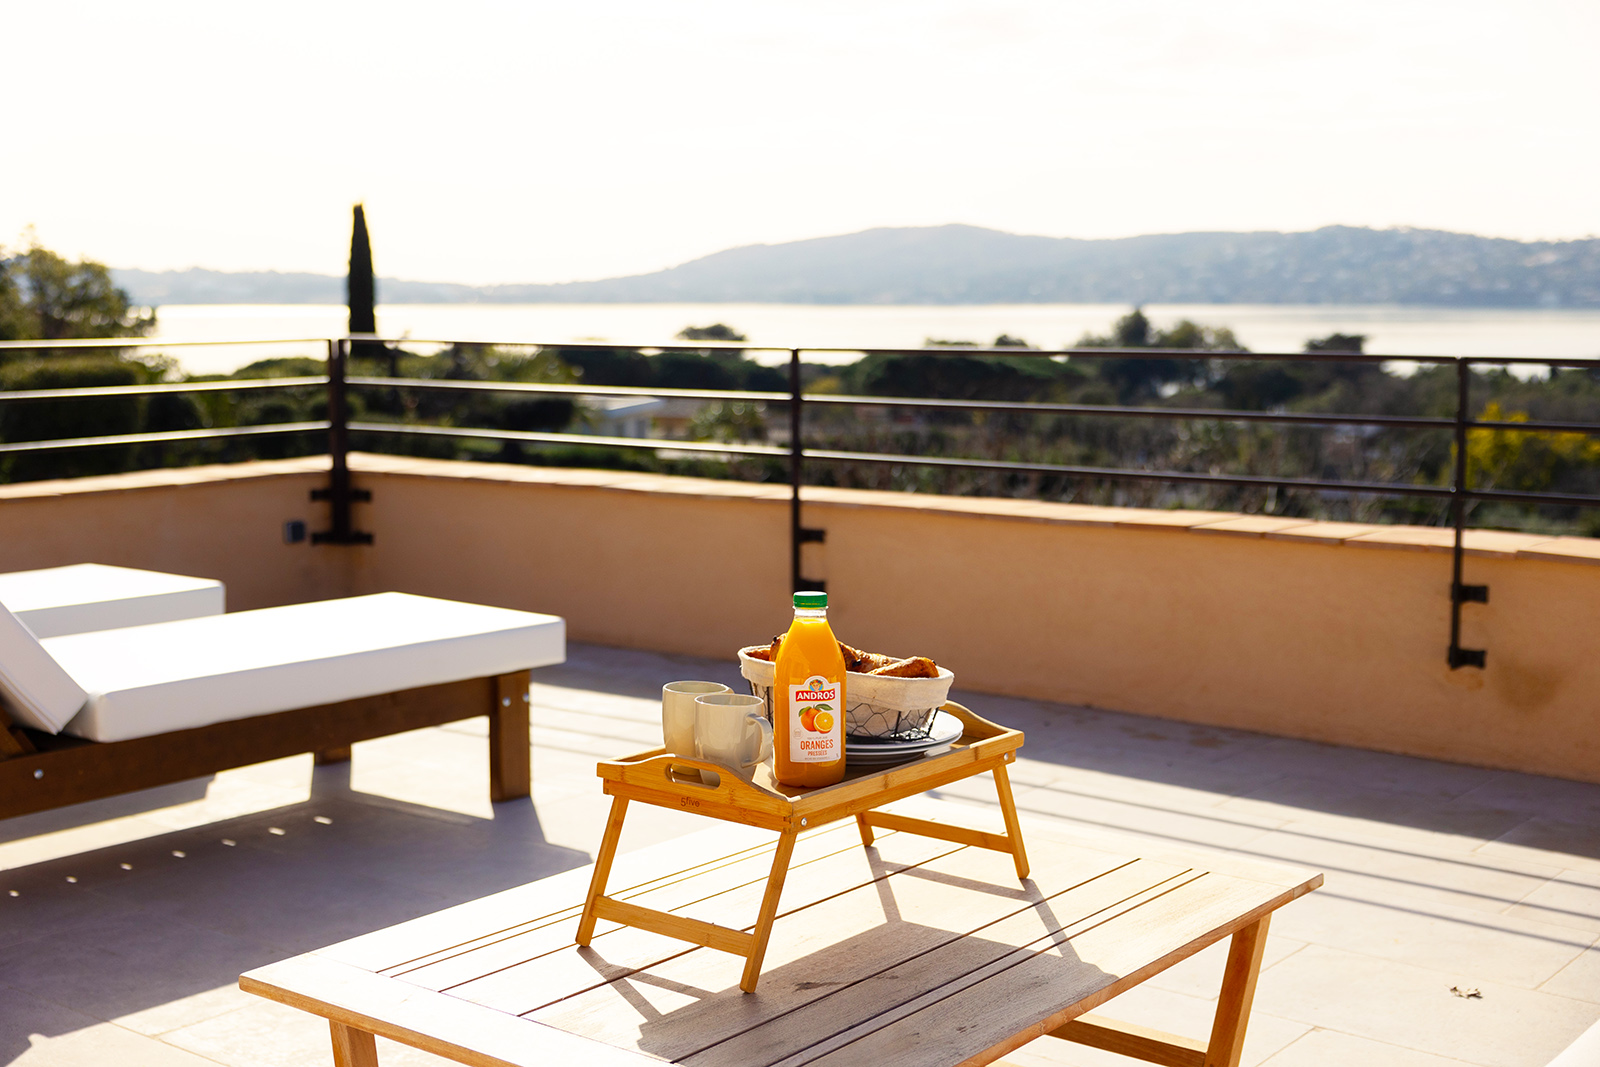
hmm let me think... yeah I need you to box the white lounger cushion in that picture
[0,564,225,638]
[1549,1019,1600,1067]
[42,592,565,743]
[0,599,91,733]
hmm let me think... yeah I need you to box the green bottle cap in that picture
[793,590,827,609]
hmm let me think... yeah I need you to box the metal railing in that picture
[4,334,1600,670]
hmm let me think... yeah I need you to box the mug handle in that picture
[742,712,774,769]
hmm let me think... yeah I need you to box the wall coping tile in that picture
[5,453,1596,567]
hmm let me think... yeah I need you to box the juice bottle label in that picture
[787,675,842,763]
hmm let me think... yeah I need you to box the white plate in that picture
[846,710,964,766]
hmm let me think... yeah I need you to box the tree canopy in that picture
[1075,308,1244,402]
[0,243,155,343]
[676,323,746,342]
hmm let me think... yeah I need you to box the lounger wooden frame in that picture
[0,670,531,820]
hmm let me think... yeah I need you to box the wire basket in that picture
[738,646,955,740]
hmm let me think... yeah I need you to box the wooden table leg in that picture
[576,796,629,945]
[739,827,798,993]
[994,761,1030,879]
[1204,913,1270,1067]
[489,671,533,802]
[855,812,875,847]
[329,1020,378,1067]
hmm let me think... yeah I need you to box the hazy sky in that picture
[6,0,1597,285]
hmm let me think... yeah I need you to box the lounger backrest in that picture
[0,599,88,733]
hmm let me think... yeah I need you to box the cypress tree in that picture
[348,204,376,334]
[347,204,389,373]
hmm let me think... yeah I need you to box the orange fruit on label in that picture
[800,708,818,732]
[812,710,834,733]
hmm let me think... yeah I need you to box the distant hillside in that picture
[110,267,479,305]
[115,225,1600,308]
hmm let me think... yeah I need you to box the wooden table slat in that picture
[241,803,1323,1067]
[240,952,659,1067]
[446,830,976,1016]
[395,822,895,992]
[693,866,1211,1067]
[530,844,1173,1062]
[768,876,1318,1067]
[317,823,778,974]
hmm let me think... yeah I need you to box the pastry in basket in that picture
[751,637,940,676]
[868,656,940,678]
[738,640,953,741]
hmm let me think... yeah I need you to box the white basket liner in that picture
[738,646,954,739]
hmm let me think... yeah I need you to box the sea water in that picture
[147,303,1600,377]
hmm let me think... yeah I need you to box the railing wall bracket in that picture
[312,339,374,546]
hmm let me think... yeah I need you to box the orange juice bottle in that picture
[773,591,847,787]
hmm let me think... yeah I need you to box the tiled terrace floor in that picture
[2,644,1597,1067]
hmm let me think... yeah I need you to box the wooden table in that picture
[581,702,1029,992]
[241,798,1321,1067]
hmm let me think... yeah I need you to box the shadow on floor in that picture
[0,761,589,1063]
[548,642,1600,862]
[0,775,215,845]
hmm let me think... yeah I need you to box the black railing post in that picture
[312,338,373,545]
[1448,358,1486,669]
[786,347,827,591]
[789,348,804,592]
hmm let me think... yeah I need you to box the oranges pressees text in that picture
[773,590,847,787]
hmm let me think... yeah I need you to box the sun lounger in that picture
[0,592,565,820]
[1549,1020,1600,1067]
[0,563,225,638]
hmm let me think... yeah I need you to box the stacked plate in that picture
[845,710,964,767]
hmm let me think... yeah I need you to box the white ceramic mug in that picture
[694,692,773,778]
[662,681,729,774]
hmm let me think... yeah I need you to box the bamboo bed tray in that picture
[576,701,1028,992]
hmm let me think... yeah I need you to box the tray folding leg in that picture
[576,798,800,993]
[993,762,1031,878]
[579,702,1030,992]
[576,796,629,945]
[855,758,1031,879]
[738,828,798,992]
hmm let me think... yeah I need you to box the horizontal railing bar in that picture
[1469,417,1600,436]
[0,377,328,402]
[8,375,1597,436]
[811,395,1600,434]
[1464,487,1600,508]
[8,418,1594,508]
[803,393,1459,430]
[346,376,787,403]
[801,447,1460,499]
[0,421,329,454]
[799,346,1600,368]
[805,345,1449,364]
[350,378,1600,435]
[801,448,1600,508]
[351,335,783,353]
[347,421,788,458]
[0,337,333,350]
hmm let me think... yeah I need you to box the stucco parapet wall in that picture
[0,456,329,501]
[343,452,1600,565]
[2,453,1592,566]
